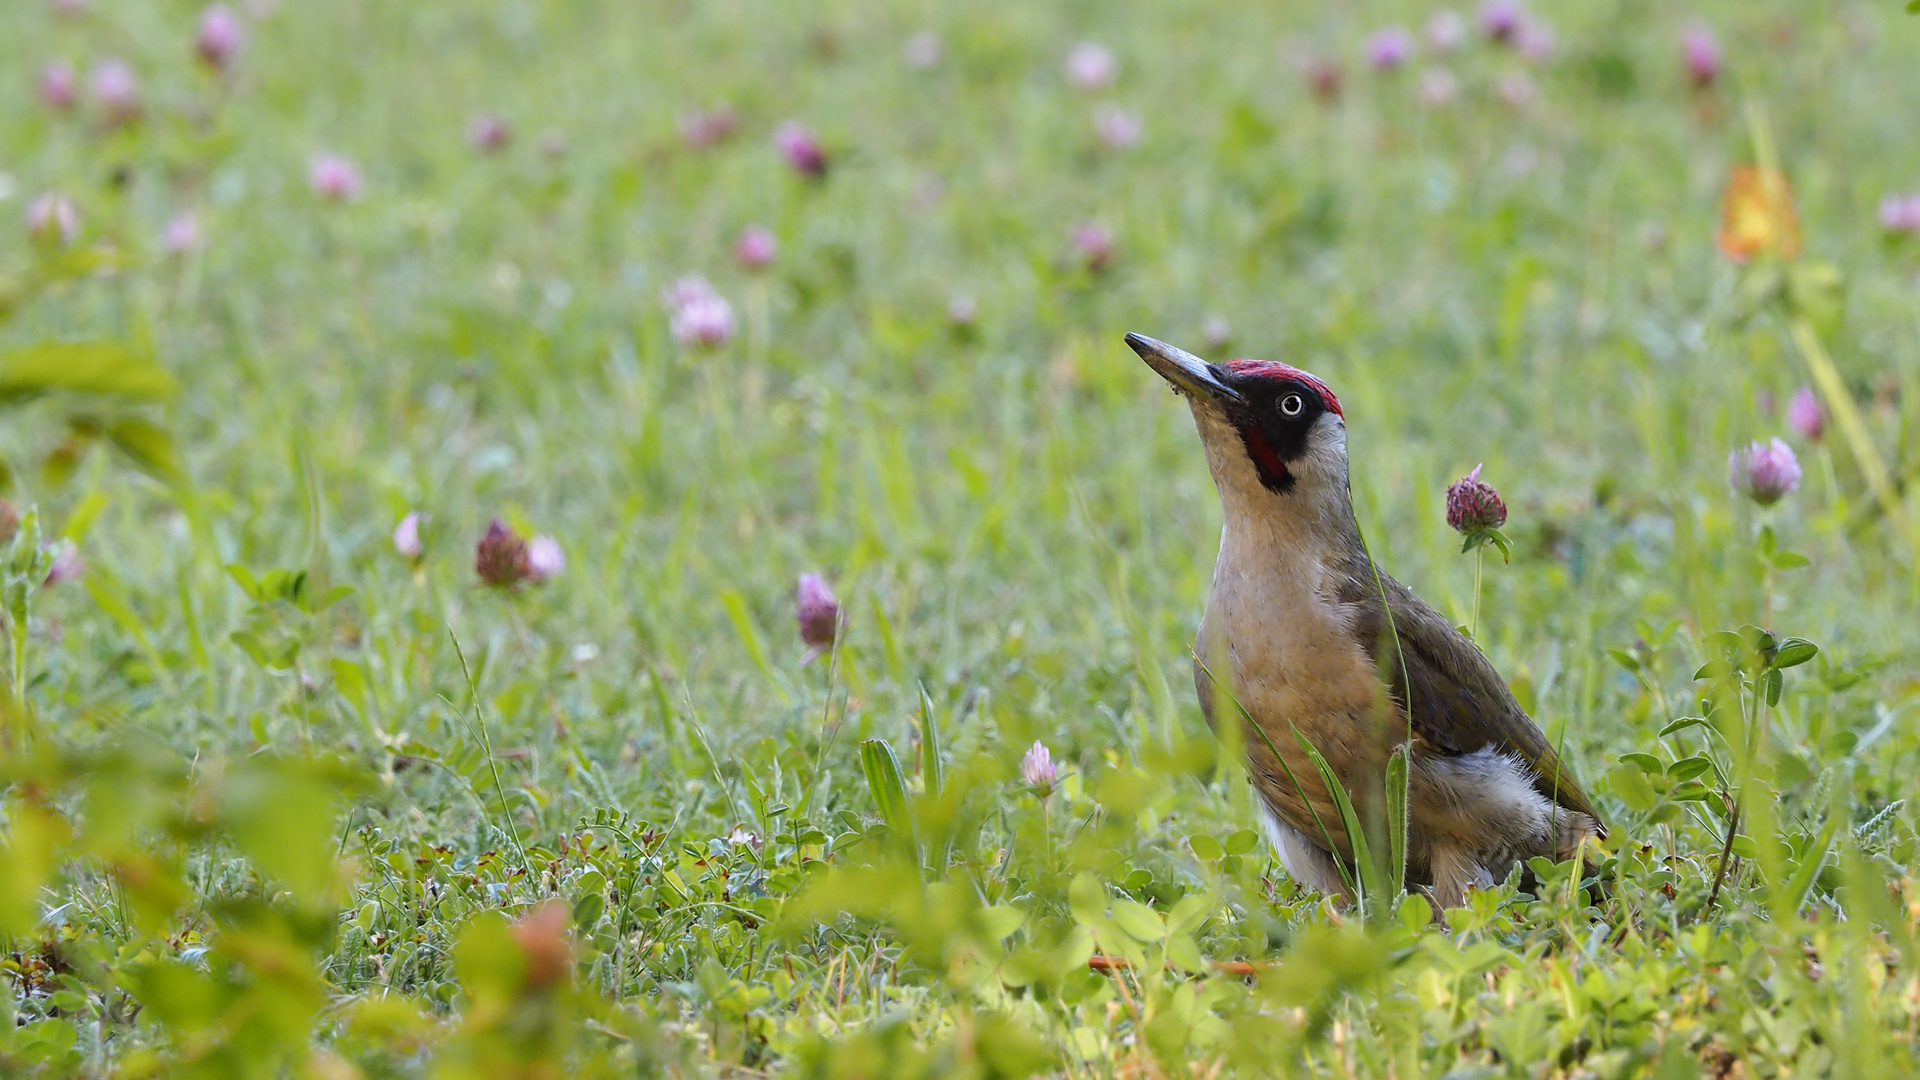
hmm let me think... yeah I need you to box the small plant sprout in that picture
[795,573,840,663]
[1446,464,1510,641]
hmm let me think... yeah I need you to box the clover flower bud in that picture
[475,518,531,587]
[1367,28,1412,70]
[1682,24,1720,89]
[774,122,828,179]
[196,5,244,70]
[1729,438,1801,507]
[393,511,425,559]
[310,154,362,201]
[1021,741,1056,793]
[795,573,840,660]
[526,536,565,583]
[1065,42,1115,89]
[1446,464,1508,534]
[734,225,777,270]
[41,62,77,110]
[1786,387,1824,443]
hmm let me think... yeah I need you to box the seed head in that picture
[1786,387,1824,443]
[393,511,425,559]
[1446,465,1508,534]
[734,225,777,270]
[774,122,828,179]
[1730,438,1801,507]
[795,573,840,660]
[196,5,244,70]
[475,518,531,587]
[1020,741,1056,794]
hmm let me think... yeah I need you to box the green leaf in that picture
[1188,833,1224,861]
[1224,829,1260,856]
[1294,726,1382,913]
[917,685,943,799]
[1770,551,1810,570]
[1657,716,1708,737]
[1765,668,1784,707]
[1385,744,1409,899]
[105,416,184,485]
[1666,756,1713,782]
[860,739,918,865]
[1619,753,1665,775]
[1166,892,1214,936]
[1109,900,1164,943]
[0,342,177,404]
[1067,874,1107,927]
[978,904,1025,941]
[1770,638,1819,670]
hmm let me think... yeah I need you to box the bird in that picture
[1125,332,1604,909]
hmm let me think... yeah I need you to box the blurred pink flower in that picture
[679,106,737,148]
[27,193,79,246]
[774,122,828,179]
[1202,314,1232,349]
[1880,193,1920,234]
[43,541,85,587]
[91,59,141,125]
[795,573,840,661]
[1419,67,1459,106]
[1426,10,1465,51]
[947,294,977,325]
[662,276,733,346]
[1072,222,1113,272]
[1480,0,1522,43]
[1367,27,1413,70]
[40,62,77,110]
[468,112,512,153]
[1093,106,1141,149]
[734,225,777,270]
[1787,386,1825,442]
[1730,438,1800,507]
[1515,19,1554,63]
[539,128,568,158]
[1020,741,1056,793]
[164,212,201,253]
[1065,42,1116,89]
[52,0,89,17]
[393,511,425,559]
[526,536,565,582]
[196,5,244,70]
[903,31,942,69]
[310,154,362,201]
[1446,465,1508,535]
[1682,23,1720,89]
[1307,58,1344,102]
[1497,73,1536,109]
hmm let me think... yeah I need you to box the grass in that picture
[3,0,1920,1076]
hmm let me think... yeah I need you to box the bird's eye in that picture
[1279,394,1305,417]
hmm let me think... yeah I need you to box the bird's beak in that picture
[1125,332,1244,409]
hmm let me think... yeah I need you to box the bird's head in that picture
[1127,332,1348,512]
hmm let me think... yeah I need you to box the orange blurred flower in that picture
[1717,166,1801,263]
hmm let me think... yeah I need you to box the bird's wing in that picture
[1341,565,1604,832]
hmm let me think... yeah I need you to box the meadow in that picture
[4,0,1920,1076]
